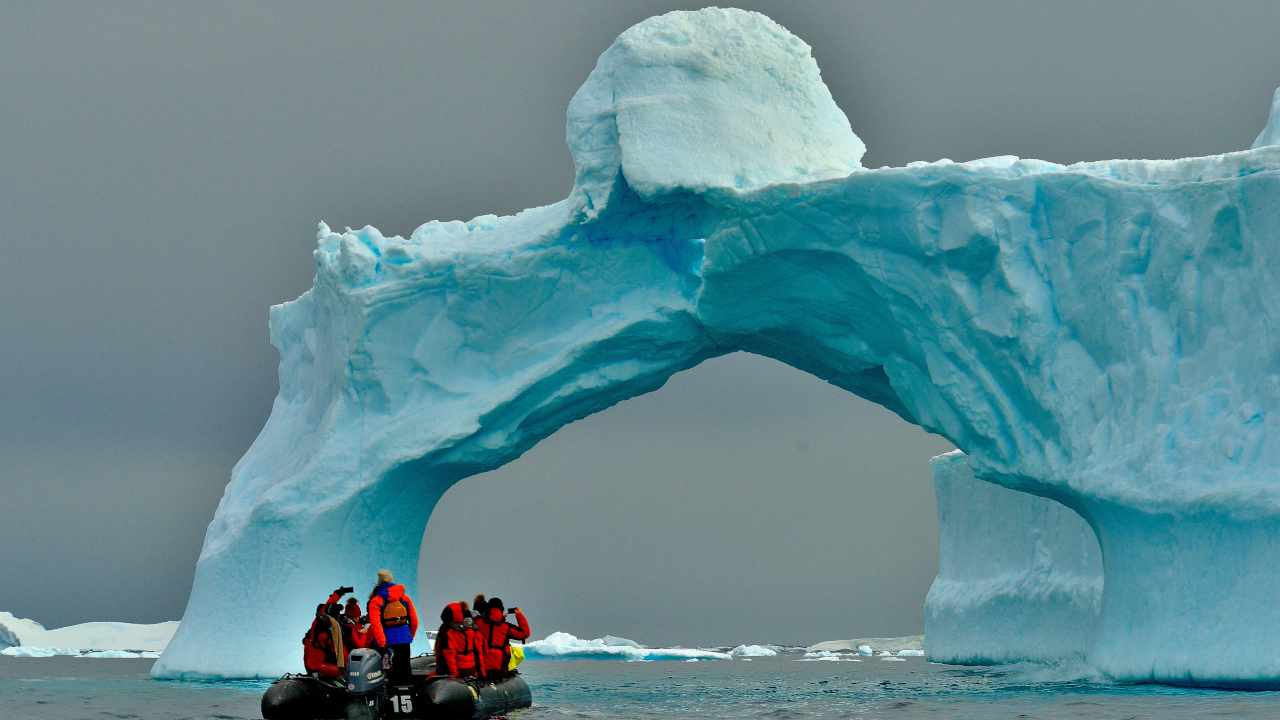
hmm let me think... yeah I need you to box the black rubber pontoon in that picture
[261,651,531,720]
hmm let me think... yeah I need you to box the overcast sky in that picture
[3,1,1278,646]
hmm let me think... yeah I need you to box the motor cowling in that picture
[346,648,386,696]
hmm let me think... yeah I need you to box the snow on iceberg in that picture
[728,644,778,657]
[924,451,1102,665]
[808,636,924,658]
[0,611,178,656]
[522,632,731,662]
[2,646,70,658]
[156,6,1280,687]
[566,6,864,218]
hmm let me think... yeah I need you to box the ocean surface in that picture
[3,655,1279,720]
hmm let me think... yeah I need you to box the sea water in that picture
[3,656,1278,720]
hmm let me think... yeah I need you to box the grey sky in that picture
[2,2,1277,644]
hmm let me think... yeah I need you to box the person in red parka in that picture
[302,602,346,681]
[474,597,530,681]
[433,601,487,679]
[344,597,371,649]
[367,569,419,683]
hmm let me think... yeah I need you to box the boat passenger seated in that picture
[475,597,530,682]
[433,601,487,680]
[302,602,347,681]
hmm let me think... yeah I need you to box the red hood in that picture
[443,601,465,624]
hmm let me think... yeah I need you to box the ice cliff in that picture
[925,451,1101,664]
[157,7,1280,686]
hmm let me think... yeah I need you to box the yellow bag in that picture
[507,644,525,671]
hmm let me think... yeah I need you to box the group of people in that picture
[436,593,530,681]
[302,568,530,686]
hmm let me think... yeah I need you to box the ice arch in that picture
[157,8,1280,686]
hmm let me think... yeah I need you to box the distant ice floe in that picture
[809,636,924,657]
[523,632,732,661]
[521,634,926,664]
[728,644,779,658]
[797,636,927,662]
[81,650,161,659]
[0,646,160,658]
[799,650,862,663]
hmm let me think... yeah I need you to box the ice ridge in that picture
[1253,87,1280,149]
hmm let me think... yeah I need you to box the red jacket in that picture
[343,603,371,649]
[302,616,344,679]
[475,607,530,674]
[368,583,419,647]
[433,602,487,678]
[347,621,372,649]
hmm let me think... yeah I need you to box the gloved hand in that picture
[335,586,354,596]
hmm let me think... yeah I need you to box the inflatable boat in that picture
[261,649,532,720]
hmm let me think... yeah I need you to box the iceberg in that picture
[925,451,1102,664]
[808,636,924,657]
[728,644,778,658]
[2,646,69,658]
[156,6,1280,687]
[0,611,178,656]
[523,632,731,662]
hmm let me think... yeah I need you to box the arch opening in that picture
[418,352,955,649]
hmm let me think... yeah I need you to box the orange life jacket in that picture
[382,597,410,628]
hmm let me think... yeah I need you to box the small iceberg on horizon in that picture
[808,635,924,657]
[729,644,779,658]
[523,632,732,662]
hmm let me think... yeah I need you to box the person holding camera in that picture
[302,585,354,681]
[475,597,530,681]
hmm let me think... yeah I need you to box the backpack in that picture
[381,595,410,628]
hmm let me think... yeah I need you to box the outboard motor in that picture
[345,648,387,718]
